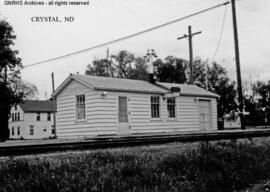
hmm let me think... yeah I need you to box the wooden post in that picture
[231,0,245,129]
[177,26,201,84]
[188,26,193,84]
[51,72,57,138]
[4,66,7,87]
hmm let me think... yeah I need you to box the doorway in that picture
[118,96,130,135]
[198,100,212,131]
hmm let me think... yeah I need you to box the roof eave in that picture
[95,87,166,95]
[180,93,219,98]
[24,110,55,113]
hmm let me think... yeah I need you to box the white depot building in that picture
[52,74,219,139]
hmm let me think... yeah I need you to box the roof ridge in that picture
[73,74,153,83]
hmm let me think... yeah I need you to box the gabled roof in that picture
[156,82,219,98]
[20,100,54,113]
[52,74,168,96]
[52,74,219,98]
[74,74,169,94]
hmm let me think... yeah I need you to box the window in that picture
[118,96,128,122]
[36,112,40,121]
[11,127,14,136]
[47,113,51,121]
[167,98,176,118]
[151,96,160,118]
[76,94,85,120]
[11,113,20,122]
[17,127,20,135]
[29,125,34,135]
[14,105,17,111]
[52,125,55,135]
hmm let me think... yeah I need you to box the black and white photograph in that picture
[1,0,270,191]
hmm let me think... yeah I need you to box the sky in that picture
[1,0,270,99]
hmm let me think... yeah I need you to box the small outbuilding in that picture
[52,74,219,139]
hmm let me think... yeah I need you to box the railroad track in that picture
[1,128,270,156]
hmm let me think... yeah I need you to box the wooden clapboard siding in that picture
[162,98,167,121]
[177,96,199,130]
[129,94,151,124]
[211,98,218,130]
[56,80,117,138]
[85,92,117,134]
[129,95,201,134]
[129,95,217,133]
[56,79,218,138]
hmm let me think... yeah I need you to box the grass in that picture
[1,138,270,191]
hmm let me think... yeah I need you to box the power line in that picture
[211,5,227,62]
[24,1,230,68]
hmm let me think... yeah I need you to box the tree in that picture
[207,62,237,119]
[253,80,270,108]
[85,58,115,77]
[85,51,189,83]
[252,80,270,125]
[192,59,207,88]
[244,96,257,126]
[111,50,135,79]
[127,57,148,81]
[0,20,24,140]
[154,56,187,83]
[15,80,39,100]
[85,50,149,80]
[192,60,237,120]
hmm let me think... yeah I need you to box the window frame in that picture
[29,125,34,135]
[11,127,14,136]
[36,112,41,121]
[47,112,51,121]
[151,96,161,119]
[52,125,55,135]
[167,97,176,119]
[17,126,20,135]
[75,94,86,121]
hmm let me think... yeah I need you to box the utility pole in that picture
[106,48,110,60]
[205,64,209,90]
[177,26,201,84]
[51,72,57,138]
[51,72,55,98]
[4,66,7,86]
[231,0,245,129]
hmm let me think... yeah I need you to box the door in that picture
[198,100,212,131]
[118,96,130,135]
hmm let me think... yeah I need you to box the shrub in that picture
[1,139,270,191]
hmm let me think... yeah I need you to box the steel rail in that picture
[1,129,270,156]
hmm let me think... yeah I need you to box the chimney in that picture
[149,74,157,84]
